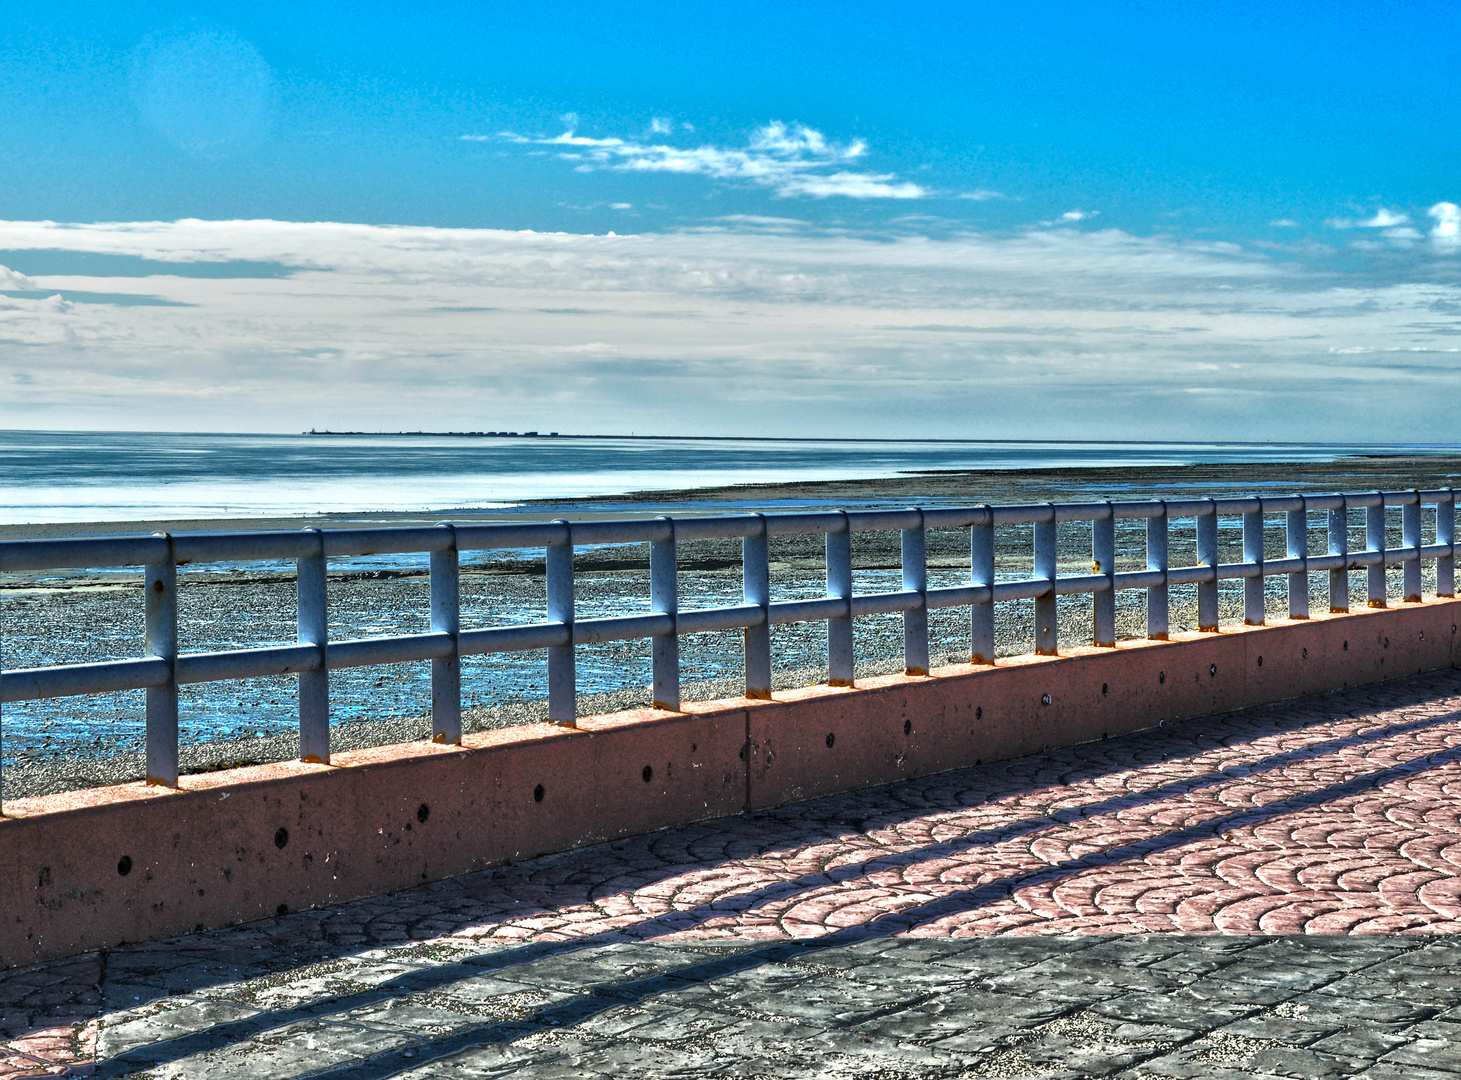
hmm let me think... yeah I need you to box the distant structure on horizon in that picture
[305,429,557,437]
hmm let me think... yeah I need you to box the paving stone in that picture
[5,668,1461,1078]
[95,997,265,1059]
[1309,1023,1420,1060]
[1358,1063,1461,1080]
[148,1018,417,1079]
[1373,1023,1461,1074]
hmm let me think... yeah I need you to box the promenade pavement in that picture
[4,668,1461,1078]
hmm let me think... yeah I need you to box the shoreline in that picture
[3,454,1458,543]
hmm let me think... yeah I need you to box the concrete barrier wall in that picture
[1,599,1457,968]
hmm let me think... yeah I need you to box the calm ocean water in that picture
[4,430,1460,525]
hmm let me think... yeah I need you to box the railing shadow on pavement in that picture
[87,669,1461,1077]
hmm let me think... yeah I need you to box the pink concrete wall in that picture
[1,598,1456,968]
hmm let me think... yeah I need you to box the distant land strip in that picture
[300,431,1450,447]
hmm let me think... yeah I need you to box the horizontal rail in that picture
[461,623,569,654]
[677,604,767,634]
[573,613,674,645]
[850,589,923,617]
[769,596,848,624]
[176,644,322,684]
[3,487,1455,788]
[1,536,169,573]
[327,632,455,669]
[926,584,992,608]
[2,657,171,702]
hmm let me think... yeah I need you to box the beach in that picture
[3,455,1458,800]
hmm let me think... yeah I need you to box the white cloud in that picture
[1327,207,1410,229]
[1,217,1458,439]
[649,117,672,135]
[1429,201,1460,247]
[957,190,1004,201]
[1269,219,1300,228]
[0,264,37,289]
[1360,208,1409,227]
[1037,210,1099,227]
[501,121,928,200]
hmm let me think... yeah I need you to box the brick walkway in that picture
[4,668,1461,1077]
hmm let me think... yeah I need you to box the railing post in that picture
[1402,494,1422,603]
[1286,502,1309,620]
[1147,503,1169,640]
[651,517,680,710]
[902,510,929,676]
[1092,504,1115,647]
[742,514,772,699]
[430,523,461,744]
[826,512,854,686]
[1034,507,1057,655]
[1367,495,1387,608]
[1329,497,1349,613]
[1440,490,1456,598]
[1197,501,1219,631]
[298,528,330,763]
[970,508,995,664]
[1243,506,1265,625]
[144,532,178,787]
[546,520,577,726]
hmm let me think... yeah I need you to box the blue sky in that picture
[1,2,1458,437]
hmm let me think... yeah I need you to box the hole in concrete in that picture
[117,856,132,877]
[825,733,836,748]
[1344,640,1349,651]
[642,765,653,783]
[1101,683,1108,695]
[1257,656,1263,667]
[1159,671,1166,684]
[1041,693,1052,706]
[274,828,289,850]
[903,719,912,735]
[975,707,982,720]
[417,803,430,824]
[533,784,545,803]
[1301,649,1307,659]
[690,743,697,753]
[1384,637,1390,648]
[1210,664,1217,676]
[276,904,289,917]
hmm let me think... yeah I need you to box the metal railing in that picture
[2,490,1455,787]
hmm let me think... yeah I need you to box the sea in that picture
[4,430,1460,525]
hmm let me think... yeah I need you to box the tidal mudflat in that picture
[3,457,1456,799]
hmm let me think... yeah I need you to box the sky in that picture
[1,1,1458,438]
